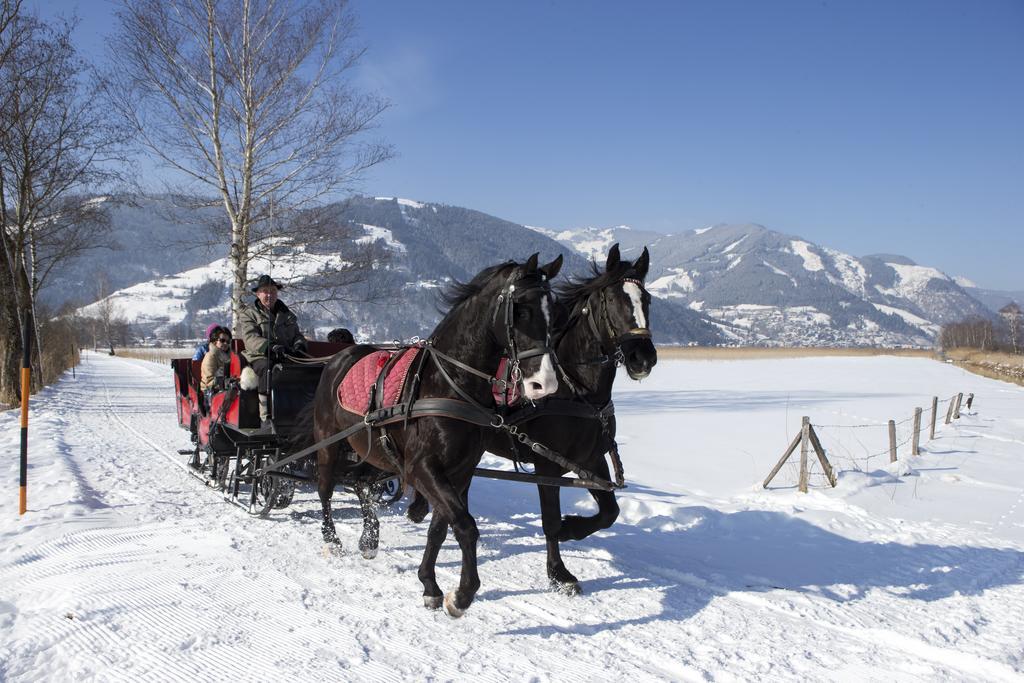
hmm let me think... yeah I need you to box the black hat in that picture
[251,274,283,292]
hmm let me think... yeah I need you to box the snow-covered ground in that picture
[2,353,1023,681]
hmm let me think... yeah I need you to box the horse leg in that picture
[558,458,620,542]
[355,483,380,559]
[442,485,481,618]
[538,483,581,595]
[318,453,341,545]
[415,464,480,617]
[418,512,449,609]
[558,487,619,542]
[407,489,429,523]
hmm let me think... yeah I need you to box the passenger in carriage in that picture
[327,327,354,344]
[237,274,309,421]
[192,323,221,361]
[200,326,232,400]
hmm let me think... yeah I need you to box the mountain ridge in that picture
[66,195,998,347]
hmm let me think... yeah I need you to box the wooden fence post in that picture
[807,424,837,487]
[799,416,810,493]
[945,396,955,424]
[763,430,802,489]
[888,419,897,463]
[929,396,938,440]
[953,392,963,419]
[912,407,922,455]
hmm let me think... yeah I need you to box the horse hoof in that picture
[360,548,378,560]
[551,580,582,596]
[443,591,467,618]
[423,595,442,610]
[322,543,342,558]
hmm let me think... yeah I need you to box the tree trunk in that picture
[230,219,249,332]
[0,301,21,404]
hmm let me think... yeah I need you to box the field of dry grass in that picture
[655,346,938,361]
[112,347,193,364]
[943,348,1024,386]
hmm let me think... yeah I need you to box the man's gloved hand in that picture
[270,344,285,361]
[292,340,309,358]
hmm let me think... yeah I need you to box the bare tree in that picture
[940,317,999,352]
[107,0,393,328]
[0,0,25,405]
[0,9,124,402]
[0,1,23,66]
[94,274,122,354]
[999,302,1022,354]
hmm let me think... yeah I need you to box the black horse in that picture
[403,244,657,595]
[307,253,563,617]
[481,243,657,594]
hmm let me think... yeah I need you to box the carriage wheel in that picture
[251,455,295,516]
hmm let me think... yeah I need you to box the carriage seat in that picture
[338,347,420,415]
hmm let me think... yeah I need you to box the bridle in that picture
[568,276,652,368]
[489,272,556,381]
[423,269,556,407]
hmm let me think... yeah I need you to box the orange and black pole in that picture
[19,319,30,515]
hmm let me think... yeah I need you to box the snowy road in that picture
[2,352,1023,681]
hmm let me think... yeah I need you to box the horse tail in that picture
[406,488,430,523]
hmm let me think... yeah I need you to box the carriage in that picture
[170,339,401,516]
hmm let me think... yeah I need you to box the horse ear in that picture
[633,246,650,279]
[605,243,621,272]
[525,252,539,272]
[541,253,563,281]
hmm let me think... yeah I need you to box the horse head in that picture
[438,252,563,402]
[582,243,657,380]
[497,252,563,400]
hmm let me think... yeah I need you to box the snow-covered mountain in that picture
[533,222,993,347]
[72,196,722,345]
[69,196,993,347]
[42,195,226,309]
[957,282,1024,315]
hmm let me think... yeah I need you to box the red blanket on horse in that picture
[338,348,421,415]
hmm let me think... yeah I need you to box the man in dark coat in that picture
[237,274,308,421]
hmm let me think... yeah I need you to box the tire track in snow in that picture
[85,379,421,679]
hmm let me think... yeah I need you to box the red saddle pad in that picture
[338,347,421,415]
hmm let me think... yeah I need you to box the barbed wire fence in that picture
[763,392,974,493]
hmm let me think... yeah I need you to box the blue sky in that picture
[31,0,1024,290]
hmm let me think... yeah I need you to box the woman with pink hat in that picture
[192,322,224,361]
